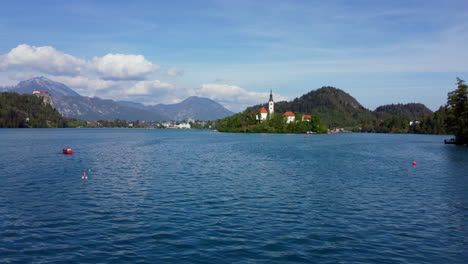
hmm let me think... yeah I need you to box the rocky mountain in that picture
[13,76,80,97]
[116,101,147,109]
[3,77,233,121]
[53,96,169,121]
[150,96,234,121]
[374,103,433,120]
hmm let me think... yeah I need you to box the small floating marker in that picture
[62,147,73,154]
[286,172,291,175]
[82,172,87,180]
[304,136,307,138]
[412,161,417,166]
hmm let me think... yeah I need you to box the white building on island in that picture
[257,107,268,121]
[283,112,295,123]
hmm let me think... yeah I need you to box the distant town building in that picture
[409,120,421,126]
[283,112,295,123]
[302,115,312,121]
[175,123,191,129]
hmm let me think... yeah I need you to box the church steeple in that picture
[268,90,274,115]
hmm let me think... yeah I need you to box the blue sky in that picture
[1,0,467,111]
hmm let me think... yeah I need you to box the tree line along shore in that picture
[1,79,467,145]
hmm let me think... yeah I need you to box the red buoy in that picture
[62,148,73,154]
[412,161,417,166]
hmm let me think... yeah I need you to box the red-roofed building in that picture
[257,107,268,121]
[283,112,295,123]
[302,115,312,121]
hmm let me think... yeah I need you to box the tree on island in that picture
[445,78,468,145]
[218,110,327,134]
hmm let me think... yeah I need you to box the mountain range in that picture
[1,77,233,121]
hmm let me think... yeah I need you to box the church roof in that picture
[303,115,312,119]
[259,107,268,113]
[283,112,295,117]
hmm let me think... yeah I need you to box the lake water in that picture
[0,129,467,263]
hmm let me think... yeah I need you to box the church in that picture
[257,90,275,121]
[257,91,312,123]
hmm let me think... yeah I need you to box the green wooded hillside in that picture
[237,86,449,134]
[374,103,433,120]
[249,87,375,127]
[0,92,84,128]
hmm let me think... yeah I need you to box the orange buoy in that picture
[412,161,417,166]
[62,148,73,154]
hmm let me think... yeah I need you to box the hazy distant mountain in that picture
[150,96,234,121]
[116,101,147,109]
[53,96,169,121]
[3,77,233,121]
[13,76,80,97]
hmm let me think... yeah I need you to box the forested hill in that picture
[0,92,79,128]
[374,103,433,120]
[249,87,376,127]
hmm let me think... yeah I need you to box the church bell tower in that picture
[268,90,274,115]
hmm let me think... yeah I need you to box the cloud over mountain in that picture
[0,44,160,80]
[194,83,288,111]
[0,44,85,76]
[127,80,175,95]
[91,53,160,80]
[0,44,288,111]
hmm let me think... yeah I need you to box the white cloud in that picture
[0,44,162,80]
[91,53,160,80]
[8,72,36,81]
[194,83,288,111]
[48,75,122,96]
[127,80,175,95]
[0,44,86,76]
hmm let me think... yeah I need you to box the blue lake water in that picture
[0,129,467,263]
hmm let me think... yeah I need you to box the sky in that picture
[0,0,467,112]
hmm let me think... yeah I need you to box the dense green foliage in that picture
[409,106,447,135]
[374,103,433,120]
[0,92,84,128]
[249,87,376,127]
[445,78,468,144]
[218,110,327,133]
[237,86,450,135]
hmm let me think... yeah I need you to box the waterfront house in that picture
[283,112,295,123]
[302,115,312,121]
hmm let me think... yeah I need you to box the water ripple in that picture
[0,130,467,263]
